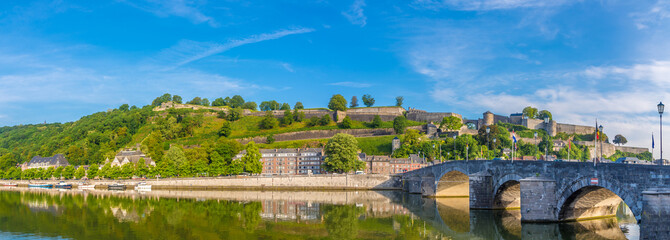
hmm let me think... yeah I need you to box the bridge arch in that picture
[492,174,522,209]
[435,170,469,197]
[557,177,639,221]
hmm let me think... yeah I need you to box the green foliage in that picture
[212,97,226,106]
[319,114,332,126]
[395,96,404,107]
[280,103,291,110]
[306,116,320,127]
[227,108,242,121]
[152,93,172,106]
[362,94,375,107]
[201,98,210,107]
[266,134,275,144]
[208,151,226,176]
[607,150,652,162]
[339,116,353,129]
[164,146,187,177]
[242,142,262,174]
[392,129,422,158]
[172,95,182,104]
[54,166,64,180]
[99,163,111,179]
[350,96,358,108]
[440,116,463,131]
[522,106,538,119]
[370,115,382,128]
[62,165,75,179]
[87,164,98,179]
[187,97,204,105]
[121,163,134,178]
[241,102,257,110]
[218,121,232,137]
[393,116,407,134]
[280,109,293,126]
[477,125,512,151]
[259,112,279,129]
[538,110,552,121]
[119,104,130,111]
[216,111,226,119]
[328,94,348,111]
[613,134,628,146]
[293,109,305,122]
[44,166,54,180]
[260,100,280,111]
[230,95,245,108]
[323,134,364,173]
[323,205,365,240]
[74,166,86,179]
[294,102,304,109]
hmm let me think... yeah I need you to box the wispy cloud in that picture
[123,0,217,27]
[411,0,573,11]
[632,0,670,29]
[329,81,372,88]
[155,27,315,68]
[342,0,367,27]
[281,63,295,73]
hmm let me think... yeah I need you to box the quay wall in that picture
[0,174,401,190]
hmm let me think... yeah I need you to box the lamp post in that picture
[452,135,457,160]
[599,125,604,162]
[659,102,665,165]
[493,138,497,159]
[486,127,491,160]
[544,117,549,160]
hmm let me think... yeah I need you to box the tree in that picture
[241,101,257,110]
[212,97,226,106]
[613,134,628,146]
[87,164,98,179]
[99,163,111,179]
[119,104,130,111]
[165,146,188,176]
[280,109,294,126]
[538,110,552,121]
[522,106,539,119]
[293,109,305,122]
[280,103,291,110]
[319,114,332,126]
[62,165,75,179]
[259,111,279,129]
[201,98,210,106]
[208,151,226,176]
[187,97,203,105]
[362,94,375,107]
[323,134,365,173]
[328,94,348,111]
[44,166,55,180]
[370,115,382,128]
[339,116,353,129]
[260,100,280,111]
[440,116,463,131]
[266,134,275,144]
[294,102,304,110]
[151,93,172,106]
[306,116,320,127]
[227,108,242,121]
[74,166,86,179]
[172,95,183,104]
[228,159,244,175]
[395,96,404,107]
[242,142,263,174]
[121,163,134,178]
[54,166,64,179]
[393,116,407,134]
[218,121,232,137]
[230,95,245,108]
[350,96,359,108]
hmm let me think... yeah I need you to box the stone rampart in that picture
[0,174,400,190]
[345,107,405,121]
[239,128,398,144]
[246,109,334,119]
[556,123,596,135]
[407,111,461,123]
[575,141,649,158]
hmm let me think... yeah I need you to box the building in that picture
[235,148,325,175]
[105,148,156,167]
[361,154,429,175]
[21,154,69,170]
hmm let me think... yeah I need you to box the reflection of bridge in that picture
[401,160,670,239]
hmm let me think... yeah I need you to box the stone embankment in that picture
[0,174,401,190]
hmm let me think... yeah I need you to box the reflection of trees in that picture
[242,202,262,233]
[323,205,364,240]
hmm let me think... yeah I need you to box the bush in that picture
[259,112,278,129]
[339,116,353,129]
[306,116,320,127]
[370,115,382,128]
[319,114,332,126]
[266,134,275,144]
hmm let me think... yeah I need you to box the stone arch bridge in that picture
[400,160,670,238]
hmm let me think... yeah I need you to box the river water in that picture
[0,187,638,239]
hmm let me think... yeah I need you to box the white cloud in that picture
[583,61,670,89]
[342,0,367,27]
[329,81,372,88]
[632,0,670,30]
[281,63,295,73]
[411,0,573,11]
[124,0,217,27]
[155,27,315,68]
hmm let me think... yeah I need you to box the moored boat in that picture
[108,183,126,190]
[2,183,18,187]
[28,183,53,188]
[54,181,72,189]
[134,182,152,191]
[78,182,96,189]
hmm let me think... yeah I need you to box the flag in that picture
[653,133,655,149]
[512,131,517,143]
[568,139,571,150]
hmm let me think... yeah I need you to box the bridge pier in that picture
[469,172,494,209]
[641,188,670,239]
[421,176,436,197]
[520,176,558,222]
[407,178,422,194]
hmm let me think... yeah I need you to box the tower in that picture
[392,137,401,153]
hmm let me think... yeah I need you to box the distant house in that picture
[22,154,69,170]
[105,148,156,167]
[234,148,325,175]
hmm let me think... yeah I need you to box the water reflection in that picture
[0,187,640,240]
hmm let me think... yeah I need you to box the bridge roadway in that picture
[400,160,670,239]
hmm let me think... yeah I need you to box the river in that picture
[0,187,638,239]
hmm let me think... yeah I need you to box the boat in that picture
[54,181,72,189]
[28,183,53,188]
[134,182,152,191]
[78,182,96,190]
[108,183,126,190]
[2,183,17,187]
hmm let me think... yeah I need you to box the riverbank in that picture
[0,174,401,190]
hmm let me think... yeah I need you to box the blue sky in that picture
[1,0,669,155]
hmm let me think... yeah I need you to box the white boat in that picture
[134,182,152,191]
[78,183,96,189]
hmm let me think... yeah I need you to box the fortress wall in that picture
[153,102,230,112]
[239,128,397,144]
[574,141,649,158]
[345,107,406,122]
[246,109,334,119]
[523,118,546,130]
[556,123,596,135]
[406,112,461,123]
[615,146,649,155]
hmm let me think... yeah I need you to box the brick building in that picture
[235,148,325,175]
[360,153,429,175]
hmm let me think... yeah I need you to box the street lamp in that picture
[493,138,497,158]
[534,132,538,144]
[452,135,457,160]
[599,125,604,162]
[486,127,491,160]
[544,117,549,161]
[659,102,665,165]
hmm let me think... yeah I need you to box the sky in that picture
[0,0,669,157]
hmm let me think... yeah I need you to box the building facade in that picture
[22,154,69,170]
[361,153,429,175]
[235,148,325,175]
[105,148,156,167]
